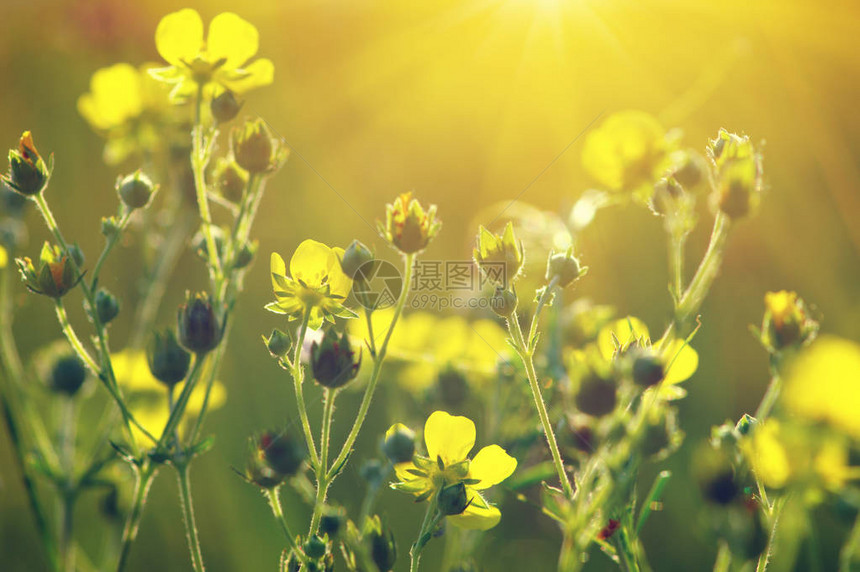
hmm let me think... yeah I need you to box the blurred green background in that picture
[2,0,859,570]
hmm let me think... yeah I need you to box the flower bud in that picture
[631,351,664,387]
[671,151,707,190]
[304,535,327,560]
[95,288,120,324]
[383,423,415,464]
[233,241,257,270]
[311,328,361,389]
[365,516,397,572]
[214,158,247,203]
[735,413,756,437]
[339,239,374,278]
[147,329,191,387]
[117,170,156,209]
[16,242,80,298]
[575,374,617,417]
[3,131,50,196]
[473,222,523,287]
[244,435,285,489]
[50,354,87,396]
[438,482,469,516]
[261,430,306,477]
[211,90,242,123]
[265,328,292,358]
[693,445,739,505]
[378,192,441,254]
[360,459,385,488]
[101,216,119,237]
[491,288,518,318]
[232,118,283,174]
[546,248,586,289]
[68,243,85,268]
[177,292,222,355]
[437,368,468,408]
[319,510,345,539]
[707,129,763,220]
[761,290,817,351]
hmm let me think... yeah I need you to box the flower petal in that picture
[469,445,517,490]
[290,239,331,288]
[78,63,143,131]
[207,12,259,69]
[423,411,475,466]
[271,252,287,291]
[448,492,501,530]
[597,316,650,361]
[660,339,698,385]
[155,8,203,66]
[218,58,275,94]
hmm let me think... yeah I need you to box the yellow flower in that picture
[150,9,274,101]
[78,63,176,164]
[266,239,355,330]
[378,193,441,254]
[0,245,7,269]
[782,336,860,441]
[390,411,517,530]
[111,350,226,445]
[595,316,698,399]
[581,110,680,201]
[760,290,817,352]
[473,222,524,288]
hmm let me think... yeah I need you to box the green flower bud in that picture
[761,291,817,352]
[437,368,468,408]
[339,239,375,278]
[379,192,441,255]
[473,222,523,287]
[693,446,739,506]
[319,510,344,539]
[546,248,586,288]
[244,435,285,489]
[365,516,397,572]
[177,292,222,355]
[735,413,756,437]
[311,329,361,389]
[438,482,469,516]
[214,158,247,203]
[210,90,243,123]
[117,170,156,210]
[233,240,257,270]
[631,351,664,387]
[304,535,327,560]
[147,329,191,387]
[232,118,284,174]
[383,423,415,464]
[95,288,120,324]
[67,243,85,268]
[491,287,518,318]
[2,131,50,196]
[265,328,292,358]
[101,216,119,238]
[50,354,87,396]
[261,430,306,477]
[16,242,81,298]
[360,459,385,488]
[575,374,617,417]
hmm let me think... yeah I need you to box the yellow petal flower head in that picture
[581,110,681,202]
[760,290,818,352]
[390,411,517,530]
[473,222,524,288]
[379,192,441,254]
[111,350,227,446]
[782,336,860,441]
[267,239,356,330]
[78,63,176,164]
[150,9,274,102]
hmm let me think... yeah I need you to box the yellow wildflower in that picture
[473,222,524,288]
[77,63,176,164]
[0,245,7,269]
[390,411,517,530]
[581,110,680,201]
[111,350,226,445]
[150,9,274,101]
[378,193,441,254]
[782,336,860,441]
[266,239,356,330]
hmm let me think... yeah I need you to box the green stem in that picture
[327,253,414,481]
[116,463,157,572]
[176,463,206,572]
[507,310,573,499]
[675,212,732,334]
[668,230,685,301]
[91,209,133,288]
[308,389,336,537]
[713,542,731,572]
[266,488,306,564]
[756,497,785,572]
[840,509,860,571]
[291,310,320,470]
[754,374,781,423]
[410,501,441,572]
[192,85,223,282]
[157,355,206,452]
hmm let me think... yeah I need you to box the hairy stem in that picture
[116,463,157,572]
[177,464,205,572]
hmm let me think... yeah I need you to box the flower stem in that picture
[291,310,320,469]
[327,252,414,481]
[506,308,573,499]
[410,501,442,572]
[192,85,223,282]
[116,462,157,572]
[266,488,306,564]
[176,463,206,572]
[91,208,133,288]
